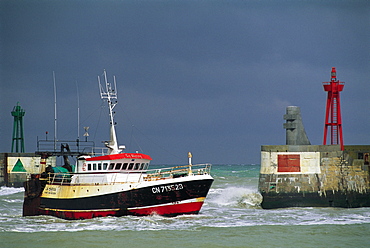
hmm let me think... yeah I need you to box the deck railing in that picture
[46,164,212,185]
[37,139,95,154]
[144,164,212,181]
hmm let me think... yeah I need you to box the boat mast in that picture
[98,70,122,155]
[53,71,57,151]
[76,81,80,141]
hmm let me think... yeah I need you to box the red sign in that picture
[278,154,300,172]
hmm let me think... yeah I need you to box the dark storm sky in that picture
[1,0,369,164]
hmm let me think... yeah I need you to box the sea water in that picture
[1,164,369,248]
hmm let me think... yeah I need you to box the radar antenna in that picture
[98,70,123,155]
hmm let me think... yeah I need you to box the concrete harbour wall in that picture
[258,145,370,208]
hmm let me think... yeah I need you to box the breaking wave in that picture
[0,186,24,196]
[208,186,262,208]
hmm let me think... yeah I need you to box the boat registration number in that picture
[152,184,183,194]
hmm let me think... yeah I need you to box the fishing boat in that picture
[23,70,214,220]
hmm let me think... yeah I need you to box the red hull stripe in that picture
[127,201,204,216]
[38,209,120,220]
[86,153,152,161]
[38,201,204,219]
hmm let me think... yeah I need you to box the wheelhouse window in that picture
[139,163,149,170]
[100,161,149,171]
[108,163,115,170]
[115,163,122,170]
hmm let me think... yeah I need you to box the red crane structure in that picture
[323,67,345,150]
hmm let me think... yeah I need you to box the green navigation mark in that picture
[12,159,27,172]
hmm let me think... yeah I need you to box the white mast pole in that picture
[98,70,121,155]
[53,71,57,151]
[76,81,80,140]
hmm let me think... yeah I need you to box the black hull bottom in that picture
[24,178,214,220]
[261,191,370,209]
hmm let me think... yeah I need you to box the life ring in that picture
[82,163,87,171]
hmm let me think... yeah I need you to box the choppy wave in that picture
[1,165,370,233]
[2,207,370,233]
[0,186,24,196]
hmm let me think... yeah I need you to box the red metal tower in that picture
[323,67,345,150]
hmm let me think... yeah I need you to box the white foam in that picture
[0,186,24,196]
[208,186,262,208]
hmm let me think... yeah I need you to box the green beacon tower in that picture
[11,103,25,153]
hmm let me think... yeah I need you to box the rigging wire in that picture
[58,102,103,140]
[129,125,144,153]
[93,102,105,141]
[56,89,184,161]
[117,104,183,161]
